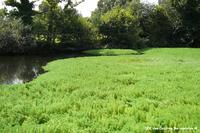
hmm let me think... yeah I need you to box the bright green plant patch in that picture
[0,48,200,133]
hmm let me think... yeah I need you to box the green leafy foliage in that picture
[32,1,97,48]
[0,18,35,54]
[60,8,97,47]
[5,0,36,25]
[0,48,200,132]
[31,0,65,45]
[171,0,200,47]
[96,0,138,14]
[0,8,7,18]
[99,7,142,48]
[0,0,200,53]
[139,5,174,46]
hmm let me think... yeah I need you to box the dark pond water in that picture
[0,54,82,85]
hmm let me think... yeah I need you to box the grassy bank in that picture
[0,48,200,133]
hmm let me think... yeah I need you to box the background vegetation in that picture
[0,0,200,54]
[0,0,200,132]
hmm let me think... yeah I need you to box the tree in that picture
[39,0,62,45]
[145,6,173,46]
[97,0,138,14]
[0,18,34,54]
[61,12,98,48]
[5,0,37,25]
[171,0,200,47]
[134,3,174,47]
[59,7,81,45]
[0,8,7,18]
[33,0,84,45]
[91,0,139,26]
[33,0,95,48]
[91,9,102,26]
[99,7,142,48]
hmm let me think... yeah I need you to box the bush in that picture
[32,6,99,49]
[138,5,174,47]
[60,8,99,49]
[0,18,35,54]
[74,17,99,48]
[99,7,143,49]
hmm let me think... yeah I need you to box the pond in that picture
[0,54,83,85]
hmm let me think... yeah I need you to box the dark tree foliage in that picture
[5,0,37,25]
[99,7,142,48]
[139,5,174,47]
[0,18,35,54]
[60,9,97,48]
[1,0,200,54]
[171,0,200,47]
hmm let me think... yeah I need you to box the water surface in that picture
[0,54,81,85]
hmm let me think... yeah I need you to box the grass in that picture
[83,49,139,56]
[0,48,200,133]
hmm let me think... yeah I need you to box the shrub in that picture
[60,9,99,49]
[99,7,143,49]
[137,4,174,47]
[0,18,35,54]
[74,17,99,48]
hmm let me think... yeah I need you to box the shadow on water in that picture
[0,53,86,85]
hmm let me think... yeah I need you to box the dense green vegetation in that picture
[0,0,95,54]
[99,7,142,48]
[0,0,199,132]
[91,0,200,48]
[0,48,200,132]
[0,18,34,54]
[0,0,200,54]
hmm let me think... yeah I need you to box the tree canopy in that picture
[0,0,200,54]
[5,0,37,25]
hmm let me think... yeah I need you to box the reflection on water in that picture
[0,54,80,85]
